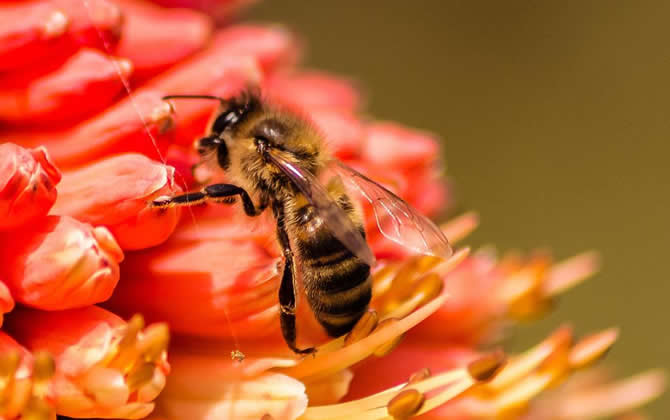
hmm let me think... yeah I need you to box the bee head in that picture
[186,91,263,170]
[165,90,325,193]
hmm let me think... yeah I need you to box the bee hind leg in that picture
[279,258,316,355]
[151,183,265,216]
[275,202,316,355]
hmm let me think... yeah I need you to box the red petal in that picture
[0,216,123,310]
[0,143,61,230]
[0,1,69,71]
[265,71,360,113]
[402,171,450,217]
[0,48,133,125]
[309,110,364,159]
[115,0,213,81]
[108,232,282,339]
[7,89,175,169]
[52,153,182,250]
[212,25,299,74]
[362,122,440,169]
[0,0,122,72]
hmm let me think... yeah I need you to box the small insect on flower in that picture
[231,349,245,362]
[151,90,453,354]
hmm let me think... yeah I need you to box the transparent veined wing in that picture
[266,149,376,266]
[334,162,453,259]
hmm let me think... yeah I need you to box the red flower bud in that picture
[52,153,182,250]
[0,48,133,125]
[0,143,61,230]
[0,216,123,310]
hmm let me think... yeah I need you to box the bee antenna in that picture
[161,95,227,105]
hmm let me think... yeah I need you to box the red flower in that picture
[0,0,662,419]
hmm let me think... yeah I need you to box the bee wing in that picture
[334,162,453,259]
[266,149,376,266]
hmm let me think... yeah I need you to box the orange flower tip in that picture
[407,368,431,385]
[115,57,135,79]
[231,349,245,362]
[260,414,274,420]
[18,352,56,420]
[440,211,479,244]
[43,9,69,38]
[93,226,125,263]
[0,216,122,309]
[468,350,507,382]
[31,352,55,382]
[0,144,61,229]
[387,389,425,420]
[0,349,21,378]
[543,250,601,297]
[344,310,378,346]
[569,327,619,369]
[151,101,176,133]
[432,246,470,277]
[138,323,170,363]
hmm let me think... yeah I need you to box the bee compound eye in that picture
[212,111,238,133]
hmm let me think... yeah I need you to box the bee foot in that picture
[295,347,317,357]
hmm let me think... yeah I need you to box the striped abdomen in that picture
[288,188,372,337]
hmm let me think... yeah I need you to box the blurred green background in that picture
[248,1,668,415]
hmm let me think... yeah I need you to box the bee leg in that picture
[151,184,266,216]
[275,204,316,355]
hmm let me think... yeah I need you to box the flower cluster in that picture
[0,0,663,419]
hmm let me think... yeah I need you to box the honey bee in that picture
[152,91,453,354]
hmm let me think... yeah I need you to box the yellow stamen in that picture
[275,294,447,381]
[542,251,600,297]
[301,366,478,420]
[382,272,443,319]
[387,389,425,419]
[440,211,479,243]
[468,350,507,382]
[344,310,379,346]
[21,352,56,420]
[108,314,145,372]
[138,323,170,363]
[407,368,431,385]
[485,326,572,393]
[569,328,619,370]
[430,247,470,277]
[371,263,399,297]
[372,318,404,357]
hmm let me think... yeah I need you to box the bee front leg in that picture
[151,183,266,216]
[275,204,316,356]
